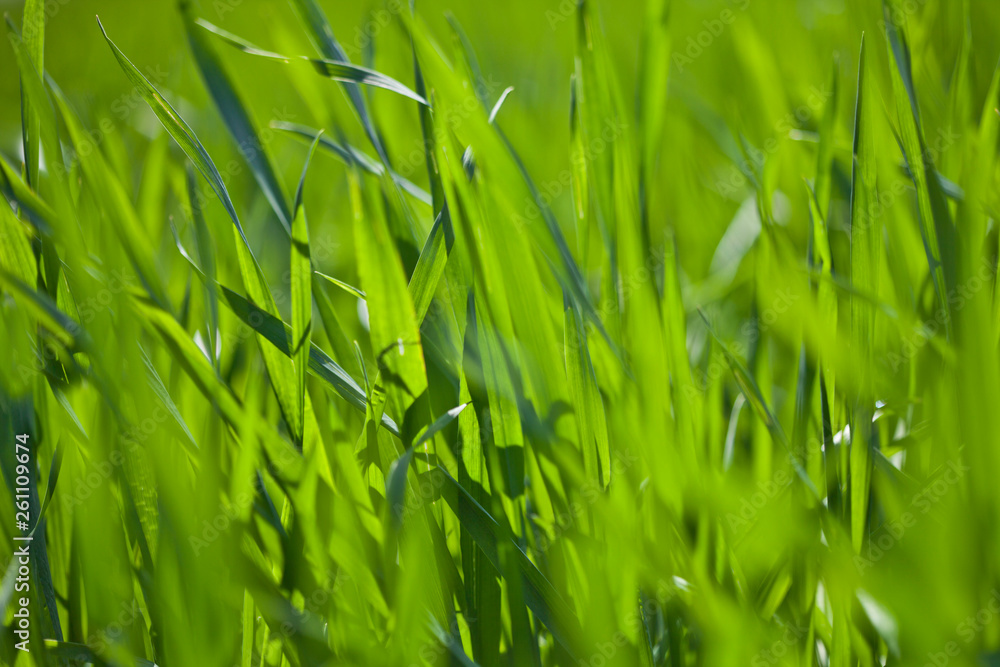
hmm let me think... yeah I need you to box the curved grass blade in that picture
[195,18,428,106]
[99,17,304,444]
[314,272,366,300]
[128,292,304,479]
[170,227,400,436]
[30,442,62,535]
[271,121,431,206]
[0,269,89,352]
[97,17,246,244]
[287,0,421,241]
[182,2,293,232]
[0,195,37,285]
[431,11,616,359]
[407,209,451,322]
[386,403,468,524]
[218,286,401,437]
[0,156,55,235]
[140,346,199,457]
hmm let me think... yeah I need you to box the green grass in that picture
[1,0,1000,665]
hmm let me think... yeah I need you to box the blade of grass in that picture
[195,18,428,106]
[291,134,322,447]
[849,35,879,554]
[182,2,293,232]
[98,17,304,444]
[883,4,955,338]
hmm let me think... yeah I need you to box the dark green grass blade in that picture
[271,121,431,205]
[433,466,583,658]
[218,286,400,436]
[18,0,44,189]
[182,3,293,231]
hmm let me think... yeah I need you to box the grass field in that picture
[1,0,1000,665]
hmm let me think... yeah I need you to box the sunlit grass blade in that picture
[0,198,37,286]
[0,156,56,235]
[185,166,220,372]
[99,17,304,444]
[291,134,321,447]
[849,35,879,554]
[433,466,583,658]
[883,4,955,337]
[348,165,428,430]
[564,299,610,487]
[222,287,400,434]
[314,271,366,300]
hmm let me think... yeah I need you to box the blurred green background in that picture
[5,0,998,286]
